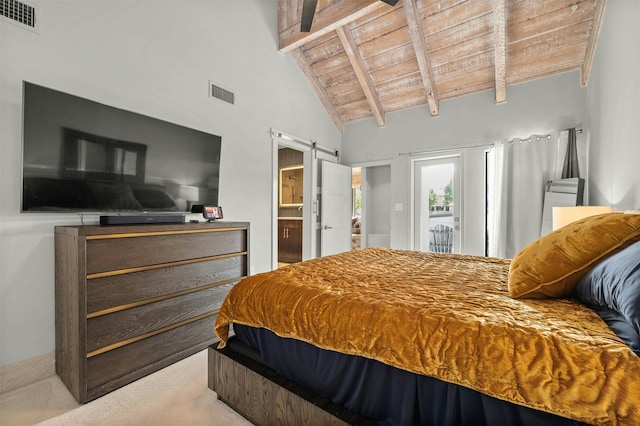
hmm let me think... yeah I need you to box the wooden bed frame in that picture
[207,344,374,426]
[209,239,640,425]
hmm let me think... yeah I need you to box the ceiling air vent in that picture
[209,82,235,105]
[1,0,38,31]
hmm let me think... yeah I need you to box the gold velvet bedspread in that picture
[215,248,640,425]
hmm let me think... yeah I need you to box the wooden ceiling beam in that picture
[402,0,439,116]
[279,0,392,53]
[493,0,507,104]
[581,0,606,86]
[336,26,386,127]
[278,0,605,126]
[291,48,345,133]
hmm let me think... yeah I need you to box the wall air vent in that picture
[209,81,235,105]
[1,0,38,31]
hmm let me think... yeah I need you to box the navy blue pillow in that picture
[592,306,640,356]
[573,240,640,339]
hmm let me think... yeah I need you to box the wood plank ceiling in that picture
[278,0,606,133]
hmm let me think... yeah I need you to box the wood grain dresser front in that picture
[55,221,249,403]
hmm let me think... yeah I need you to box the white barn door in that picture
[320,161,352,256]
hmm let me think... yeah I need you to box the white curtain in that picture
[488,133,560,258]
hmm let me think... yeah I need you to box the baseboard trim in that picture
[0,352,55,395]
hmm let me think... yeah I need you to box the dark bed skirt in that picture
[229,324,589,426]
[209,342,375,425]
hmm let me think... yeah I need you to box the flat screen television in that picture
[21,81,222,214]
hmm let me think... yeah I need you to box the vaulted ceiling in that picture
[278,0,606,133]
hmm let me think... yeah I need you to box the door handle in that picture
[323,225,333,230]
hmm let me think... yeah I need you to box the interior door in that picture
[413,156,462,253]
[320,161,352,256]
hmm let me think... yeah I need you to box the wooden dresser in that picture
[55,221,249,403]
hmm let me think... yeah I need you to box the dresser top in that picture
[55,221,250,237]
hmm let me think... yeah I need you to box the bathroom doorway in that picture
[277,147,304,268]
[271,130,313,271]
[270,128,342,270]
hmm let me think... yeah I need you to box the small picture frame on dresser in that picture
[203,206,223,221]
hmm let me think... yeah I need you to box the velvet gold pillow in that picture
[508,213,640,299]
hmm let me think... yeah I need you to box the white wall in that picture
[342,71,587,253]
[586,0,640,209]
[361,164,392,248]
[0,1,341,367]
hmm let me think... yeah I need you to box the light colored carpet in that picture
[0,350,252,426]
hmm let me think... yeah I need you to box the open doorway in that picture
[277,147,304,268]
[271,129,344,268]
[351,161,392,250]
[351,167,362,250]
[271,130,314,271]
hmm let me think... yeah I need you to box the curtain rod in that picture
[502,133,553,144]
[398,142,493,157]
[398,128,582,157]
[502,128,583,145]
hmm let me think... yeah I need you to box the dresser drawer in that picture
[87,283,234,355]
[86,228,247,274]
[86,314,217,401]
[87,255,245,315]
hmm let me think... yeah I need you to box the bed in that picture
[209,213,640,425]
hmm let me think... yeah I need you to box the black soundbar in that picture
[99,214,185,226]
